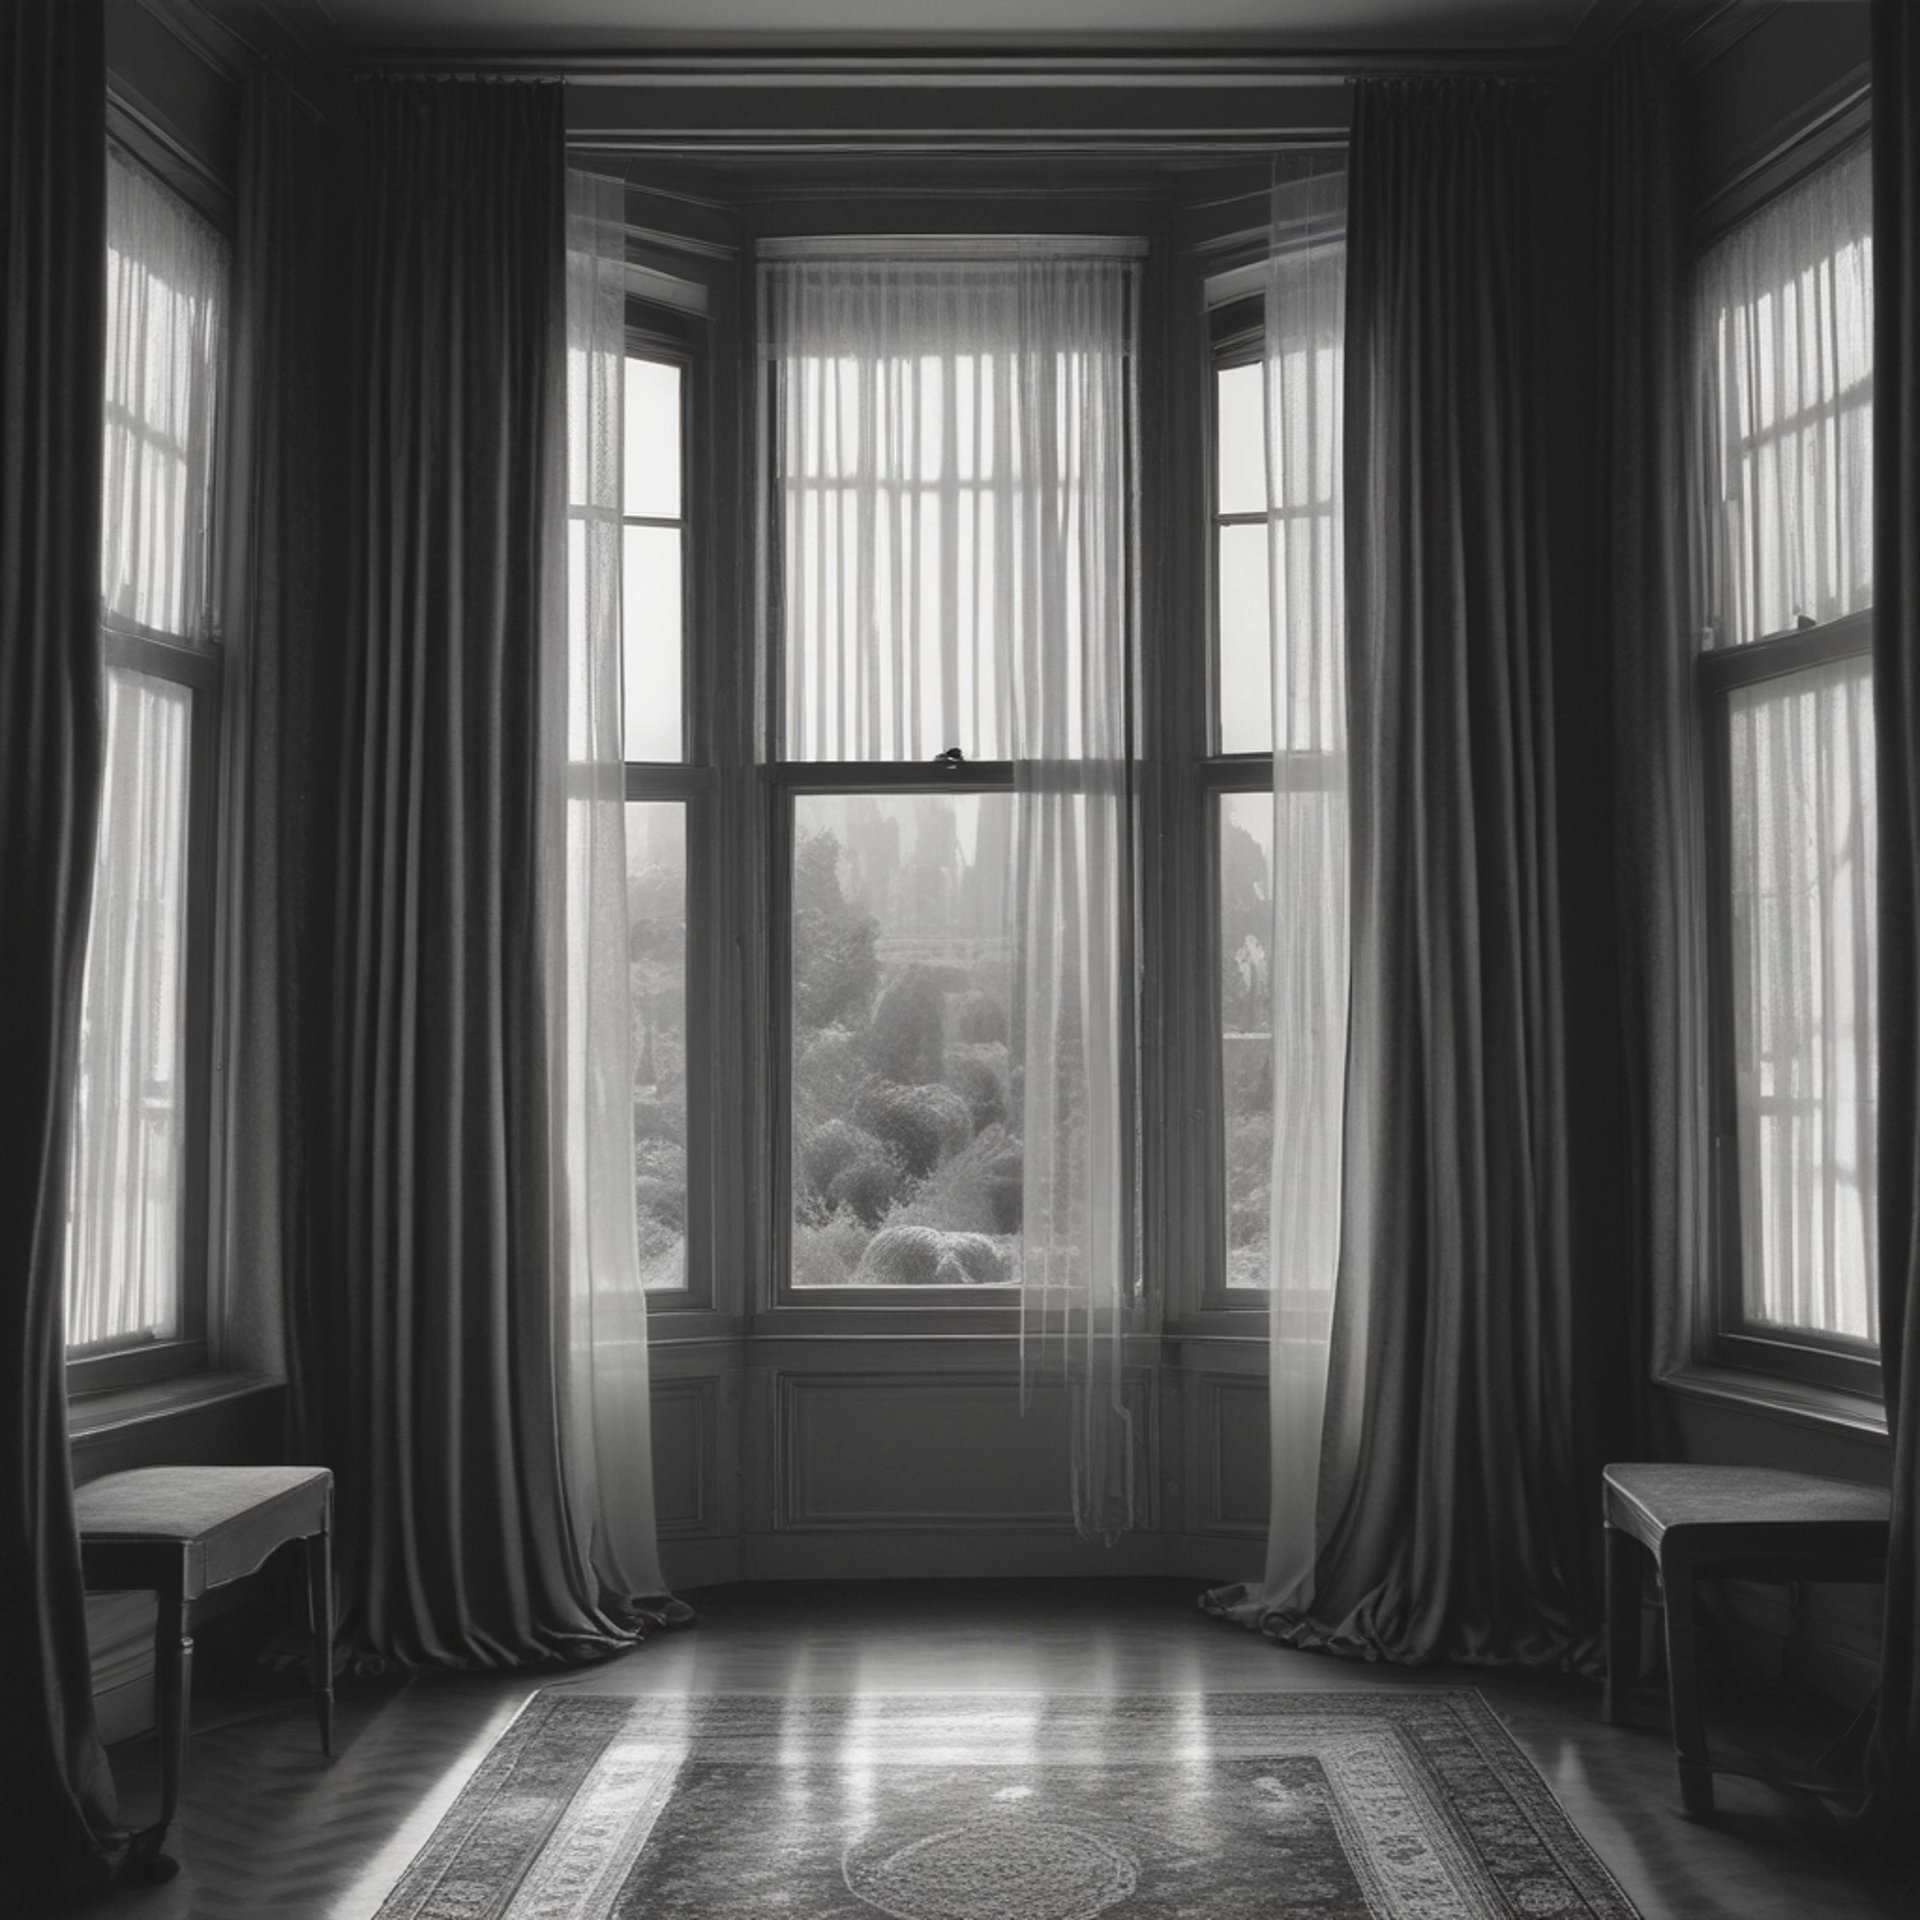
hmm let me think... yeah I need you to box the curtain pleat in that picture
[316,77,639,1666]
[1867,0,1920,1830]
[229,65,347,1403]
[1600,36,1701,1421]
[0,0,124,1900]
[1277,79,1593,1667]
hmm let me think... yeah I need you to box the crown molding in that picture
[352,46,1557,83]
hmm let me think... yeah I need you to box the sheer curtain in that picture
[1207,166,1350,1621]
[559,167,672,1605]
[65,152,227,1351]
[765,242,1143,1534]
[1695,145,1878,1343]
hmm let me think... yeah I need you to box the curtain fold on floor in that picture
[313,77,652,1666]
[1270,78,1592,1667]
[0,0,124,1900]
[1599,35,1701,1419]
[1867,0,1920,1830]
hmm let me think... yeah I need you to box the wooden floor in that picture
[90,1579,1913,1919]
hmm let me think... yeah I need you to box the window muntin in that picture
[67,151,228,1375]
[1696,140,1878,1384]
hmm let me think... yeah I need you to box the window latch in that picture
[934,746,966,770]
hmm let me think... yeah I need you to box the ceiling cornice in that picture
[348,46,1560,83]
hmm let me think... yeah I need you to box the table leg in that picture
[1603,1523,1640,1724]
[1659,1545,1715,1818]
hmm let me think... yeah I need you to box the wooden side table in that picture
[1601,1462,1890,1818]
[74,1464,335,1869]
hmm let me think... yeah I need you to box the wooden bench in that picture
[1601,1461,1890,1818]
[74,1464,335,1871]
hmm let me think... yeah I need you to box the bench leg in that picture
[1603,1524,1640,1724]
[1659,1546,1715,1819]
[121,1580,194,1882]
[304,1509,335,1756]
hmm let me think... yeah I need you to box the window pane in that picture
[622,524,682,762]
[1699,143,1873,646]
[1217,522,1273,755]
[627,801,688,1291]
[791,792,1017,1288]
[769,255,1136,762]
[65,668,192,1349]
[1220,792,1273,1289]
[624,356,681,521]
[1216,361,1266,516]
[1726,656,1877,1341]
[103,151,227,642]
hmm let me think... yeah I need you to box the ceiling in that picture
[316,0,1607,53]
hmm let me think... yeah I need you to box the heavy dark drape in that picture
[1285,78,1593,1667]
[1597,36,1700,1430]
[0,0,123,1901]
[227,64,347,1401]
[309,78,636,1667]
[1867,0,1920,1830]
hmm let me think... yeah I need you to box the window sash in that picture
[773,763,1024,1307]
[1700,611,1880,1397]
[65,631,218,1389]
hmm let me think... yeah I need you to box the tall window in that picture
[621,342,695,1294]
[65,151,229,1379]
[1695,140,1877,1391]
[765,241,1140,1300]
[570,298,701,1298]
[1205,194,1346,1300]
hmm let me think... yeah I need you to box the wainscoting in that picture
[649,1331,1269,1590]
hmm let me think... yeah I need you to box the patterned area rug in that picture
[373,1691,1639,1918]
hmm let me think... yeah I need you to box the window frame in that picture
[771,757,1021,1311]
[621,303,717,1315]
[1192,270,1346,1316]
[1197,290,1276,1314]
[1688,123,1881,1406]
[754,226,1152,1315]
[66,136,232,1395]
[1698,605,1881,1401]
